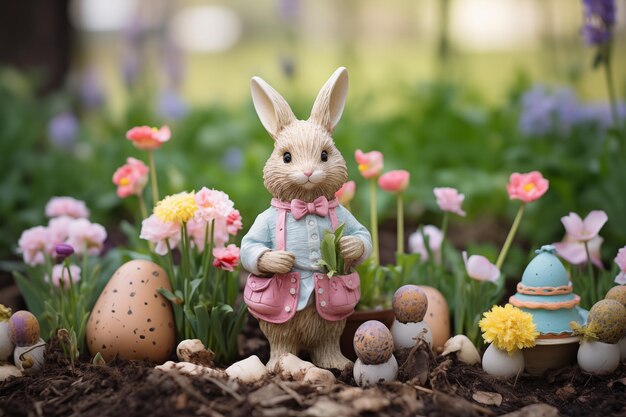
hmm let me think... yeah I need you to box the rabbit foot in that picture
[311,350,353,371]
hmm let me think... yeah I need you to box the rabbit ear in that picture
[251,76,296,139]
[309,67,349,133]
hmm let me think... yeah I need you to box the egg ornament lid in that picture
[509,245,585,337]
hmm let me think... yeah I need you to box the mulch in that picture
[2,331,626,417]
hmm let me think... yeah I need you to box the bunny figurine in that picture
[241,67,372,372]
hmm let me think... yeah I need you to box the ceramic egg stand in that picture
[508,245,585,376]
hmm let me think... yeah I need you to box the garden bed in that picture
[2,330,626,417]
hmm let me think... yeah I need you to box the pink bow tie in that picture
[290,196,331,220]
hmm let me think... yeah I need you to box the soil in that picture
[2,328,626,417]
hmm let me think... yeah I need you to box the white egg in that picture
[577,340,620,375]
[482,343,524,378]
[13,338,45,375]
[353,355,398,387]
[0,321,14,361]
[391,319,433,350]
[618,336,626,361]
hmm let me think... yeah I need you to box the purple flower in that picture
[156,89,189,120]
[581,24,611,45]
[79,67,105,110]
[223,147,243,173]
[277,0,301,22]
[581,0,615,45]
[55,243,74,259]
[518,85,580,137]
[583,0,616,25]
[48,113,79,149]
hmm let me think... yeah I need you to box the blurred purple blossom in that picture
[121,10,144,88]
[157,89,189,120]
[583,0,616,25]
[279,55,296,80]
[48,112,79,149]
[223,147,243,173]
[163,33,185,89]
[581,0,615,45]
[79,67,105,110]
[519,84,626,137]
[277,0,301,22]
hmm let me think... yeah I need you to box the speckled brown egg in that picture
[8,310,40,347]
[393,285,428,323]
[353,320,394,365]
[605,286,626,307]
[86,260,175,362]
[417,285,450,351]
[587,299,626,344]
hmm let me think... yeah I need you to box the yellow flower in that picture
[479,304,539,353]
[154,192,197,223]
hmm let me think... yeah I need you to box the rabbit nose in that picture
[303,170,313,177]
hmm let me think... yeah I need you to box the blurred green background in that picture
[1,0,625,288]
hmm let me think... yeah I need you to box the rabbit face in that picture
[252,67,350,203]
[263,121,347,202]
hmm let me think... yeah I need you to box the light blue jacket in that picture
[241,204,372,310]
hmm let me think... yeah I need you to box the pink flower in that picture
[112,157,149,198]
[226,209,243,236]
[45,197,89,219]
[506,171,549,203]
[553,235,604,268]
[194,187,234,222]
[212,244,240,272]
[140,214,181,255]
[434,187,466,217]
[408,225,443,263]
[355,150,384,179]
[378,170,410,193]
[18,226,55,266]
[561,210,608,242]
[614,247,626,285]
[47,216,75,245]
[126,125,171,150]
[335,181,356,206]
[186,218,229,253]
[48,264,81,288]
[463,252,500,283]
[66,219,107,256]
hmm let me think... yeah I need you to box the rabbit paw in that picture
[258,250,295,275]
[339,236,365,261]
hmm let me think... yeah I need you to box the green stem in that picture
[138,193,148,220]
[584,241,597,303]
[369,178,379,266]
[440,212,449,267]
[602,40,621,136]
[201,220,215,303]
[496,203,526,270]
[149,150,160,206]
[396,192,404,255]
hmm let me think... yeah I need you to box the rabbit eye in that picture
[321,150,328,162]
[283,152,292,163]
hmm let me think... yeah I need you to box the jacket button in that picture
[317,275,323,280]
[320,301,327,307]
[318,288,323,294]
[289,288,296,295]
[285,306,291,312]
[251,282,256,287]
[348,280,352,285]
[291,277,296,283]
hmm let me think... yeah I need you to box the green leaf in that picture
[193,304,210,345]
[158,287,183,305]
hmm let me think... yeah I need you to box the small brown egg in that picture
[605,286,626,307]
[8,310,40,347]
[353,320,394,365]
[587,299,626,344]
[417,286,451,351]
[86,260,175,362]
[392,285,428,323]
